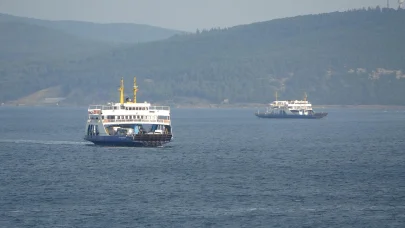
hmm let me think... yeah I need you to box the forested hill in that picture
[0,13,184,44]
[0,21,109,62]
[2,8,405,105]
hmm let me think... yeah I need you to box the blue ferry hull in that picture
[84,134,172,147]
[255,112,327,119]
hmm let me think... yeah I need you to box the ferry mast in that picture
[133,77,138,103]
[119,77,124,104]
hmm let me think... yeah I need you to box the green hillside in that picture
[1,8,405,105]
[0,20,116,102]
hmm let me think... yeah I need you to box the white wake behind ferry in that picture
[84,77,173,147]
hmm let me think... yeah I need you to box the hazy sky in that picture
[0,0,394,31]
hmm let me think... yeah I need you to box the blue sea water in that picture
[0,106,404,227]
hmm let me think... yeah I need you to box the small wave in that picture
[0,139,92,145]
[9,210,23,213]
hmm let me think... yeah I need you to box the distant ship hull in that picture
[84,134,173,147]
[255,112,328,119]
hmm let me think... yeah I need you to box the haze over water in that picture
[0,106,404,227]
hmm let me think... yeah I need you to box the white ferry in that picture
[255,92,328,119]
[84,77,173,147]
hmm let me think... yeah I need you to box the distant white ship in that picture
[255,92,328,119]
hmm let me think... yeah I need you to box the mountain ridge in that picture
[1,8,405,105]
[0,13,185,44]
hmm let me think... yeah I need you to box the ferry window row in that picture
[101,106,149,110]
[124,107,148,110]
[101,115,170,120]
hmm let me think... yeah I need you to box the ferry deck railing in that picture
[102,119,171,124]
[88,105,170,111]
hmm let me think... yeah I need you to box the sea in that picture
[0,106,404,228]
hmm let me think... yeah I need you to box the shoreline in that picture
[2,103,405,110]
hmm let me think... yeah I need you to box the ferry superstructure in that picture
[84,77,173,147]
[255,92,328,119]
